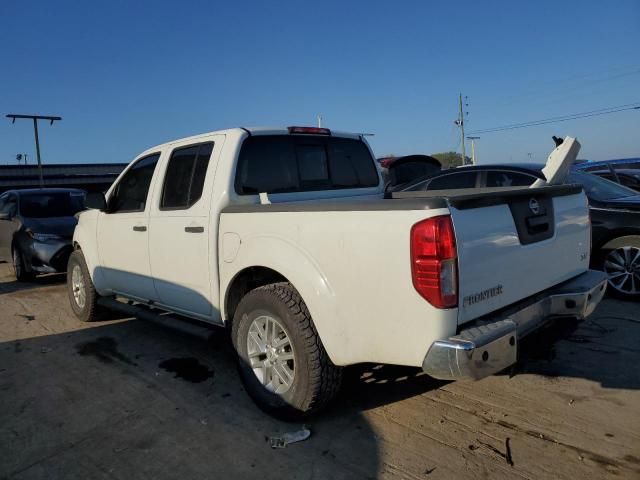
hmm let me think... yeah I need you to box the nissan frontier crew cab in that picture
[68,126,607,418]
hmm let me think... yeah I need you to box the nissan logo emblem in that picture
[529,197,540,215]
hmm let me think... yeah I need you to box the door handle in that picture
[185,226,204,233]
[132,226,147,232]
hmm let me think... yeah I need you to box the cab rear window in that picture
[235,136,379,195]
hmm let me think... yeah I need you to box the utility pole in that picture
[317,114,323,128]
[467,136,480,165]
[6,114,62,188]
[455,93,467,165]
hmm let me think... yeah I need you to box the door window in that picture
[108,153,160,213]
[161,143,213,210]
[486,170,537,187]
[427,171,477,190]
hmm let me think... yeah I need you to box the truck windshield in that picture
[567,171,636,201]
[20,192,86,218]
[235,135,379,194]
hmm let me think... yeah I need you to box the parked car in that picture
[377,154,442,190]
[69,127,605,418]
[0,188,85,281]
[392,163,545,192]
[584,167,640,192]
[398,164,640,299]
[575,157,640,172]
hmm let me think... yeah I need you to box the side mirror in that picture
[85,192,107,211]
[0,212,9,220]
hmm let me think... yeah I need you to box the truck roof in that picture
[138,127,364,157]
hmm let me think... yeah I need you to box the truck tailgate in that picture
[447,185,591,325]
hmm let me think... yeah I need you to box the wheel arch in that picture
[220,235,346,365]
[600,234,640,250]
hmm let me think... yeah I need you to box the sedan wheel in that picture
[604,246,640,297]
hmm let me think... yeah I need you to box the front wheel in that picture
[12,246,34,282]
[602,245,640,300]
[67,250,103,322]
[232,282,342,420]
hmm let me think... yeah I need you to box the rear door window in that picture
[109,153,160,213]
[161,142,213,210]
[427,171,477,190]
[486,170,537,187]
[235,136,378,194]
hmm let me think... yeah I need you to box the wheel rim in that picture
[71,265,87,309]
[604,246,640,295]
[246,315,295,394]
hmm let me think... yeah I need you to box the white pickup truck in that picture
[68,126,607,418]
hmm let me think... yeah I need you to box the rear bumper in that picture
[422,270,608,381]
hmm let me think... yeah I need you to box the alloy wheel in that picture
[246,314,296,394]
[604,246,640,296]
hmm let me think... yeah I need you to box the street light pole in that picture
[6,114,62,188]
[467,136,480,165]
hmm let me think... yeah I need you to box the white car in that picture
[68,126,607,418]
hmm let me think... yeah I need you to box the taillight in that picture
[287,126,331,135]
[410,215,458,308]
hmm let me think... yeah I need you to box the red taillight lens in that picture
[287,126,331,135]
[410,215,458,308]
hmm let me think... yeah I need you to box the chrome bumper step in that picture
[422,270,608,381]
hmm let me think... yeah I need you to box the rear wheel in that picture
[603,245,640,300]
[67,250,103,322]
[232,282,342,420]
[12,246,34,282]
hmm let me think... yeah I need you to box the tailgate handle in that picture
[526,215,549,234]
[185,226,204,233]
[132,226,147,232]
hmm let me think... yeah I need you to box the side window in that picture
[161,143,213,210]
[108,153,160,213]
[427,172,477,190]
[486,170,536,187]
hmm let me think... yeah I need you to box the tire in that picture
[12,246,34,282]
[67,250,103,322]
[232,282,342,420]
[601,245,640,300]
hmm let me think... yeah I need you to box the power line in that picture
[467,103,640,134]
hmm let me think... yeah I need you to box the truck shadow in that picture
[0,316,382,479]
[503,302,640,390]
[0,272,66,295]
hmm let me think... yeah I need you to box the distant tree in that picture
[431,152,470,169]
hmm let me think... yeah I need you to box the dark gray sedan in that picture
[0,188,85,281]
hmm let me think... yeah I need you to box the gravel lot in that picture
[1,262,639,479]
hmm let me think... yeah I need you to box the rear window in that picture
[235,135,379,195]
[20,192,85,218]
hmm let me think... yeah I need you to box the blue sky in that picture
[0,0,638,165]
